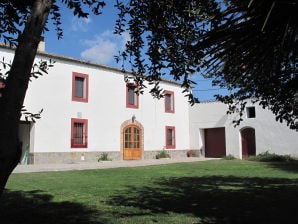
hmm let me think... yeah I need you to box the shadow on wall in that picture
[0,190,106,224]
[108,175,298,224]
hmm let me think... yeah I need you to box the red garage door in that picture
[204,127,226,158]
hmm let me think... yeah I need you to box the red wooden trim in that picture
[126,85,139,109]
[71,118,88,148]
[164,90,175,113]
[72,72,89,102]
[165,126,176,149]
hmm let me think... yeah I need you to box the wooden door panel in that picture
[204,127,226,158]
[123,126,141,160]
[241,128,256,158]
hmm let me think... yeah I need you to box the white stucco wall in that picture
[1,46,190,155]
[189,101,298,158]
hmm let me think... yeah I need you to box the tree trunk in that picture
[0,0,54,197]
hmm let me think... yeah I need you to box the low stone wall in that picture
[143,149,201,159]
[29,149,202,164]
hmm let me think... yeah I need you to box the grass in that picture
[1,159,298,224]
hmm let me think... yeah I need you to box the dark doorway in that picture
[241,128,256,159]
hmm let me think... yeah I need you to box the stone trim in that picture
[28,149,202,164]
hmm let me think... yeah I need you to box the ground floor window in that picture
[71,118,88,148]
[165,126,176,149]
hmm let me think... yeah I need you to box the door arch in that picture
[121,120,144,160]
[241,127,256,159]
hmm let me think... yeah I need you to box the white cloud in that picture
[71,17,92,32]
[81,39,117,64]
[80,30,130,65]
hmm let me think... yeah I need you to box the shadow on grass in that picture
[0,190,105,224]
[108,176,298,224]
[266,160,298,173]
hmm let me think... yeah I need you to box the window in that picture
[126,85,139,108]
[71,118,88,148]
[165,126,176,149]
[246,107,256,118]
[72,72,88,102]
[164,90,174,113]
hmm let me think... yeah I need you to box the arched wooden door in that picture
[241,128,256,159]
[123,125,142,160]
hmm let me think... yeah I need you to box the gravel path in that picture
[13,157,215,173]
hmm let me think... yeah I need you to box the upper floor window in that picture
[165,126,176,149]
[126,84,139,108]
[71,118,88,148]
[72,72,88,102]
[246,106,256,118]
[164,90,175,113]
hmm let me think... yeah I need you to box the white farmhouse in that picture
[0,43,297,164]
[189,102,297,159]
[1,44,190,164]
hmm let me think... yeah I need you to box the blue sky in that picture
[44,1,228,101]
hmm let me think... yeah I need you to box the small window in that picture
[126,85,139,108]
[72,72,88,102]
[71,118,88,148]
[164,90,174,113]
[165,126,176,149]
[246,107,256,118]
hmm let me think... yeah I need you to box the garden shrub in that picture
[222,154,236,160]
[98,152,112,161]
[156,149,170,159]
[247,151,294,162]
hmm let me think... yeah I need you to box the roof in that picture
[0,43,182,87]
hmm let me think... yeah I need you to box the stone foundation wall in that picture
[143,149,201,159]
[29,149,202,164]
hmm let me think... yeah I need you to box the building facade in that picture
[1,44,297,164]
[1,45,191,164]
[189,101,298,159]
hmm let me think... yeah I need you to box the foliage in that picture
[115,0,298,130]
[222,154,236,160]
[0,57,54,122]
[247,151,295,162]
[30,59,55,80]
[97,152,112,161]
[0,57,11,80]
[0,0,106,197]
[3,160,298,223]
[156,149,170,159]
[21,107,43,123]
[0,1,106,45]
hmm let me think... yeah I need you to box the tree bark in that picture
[0,0,54,197]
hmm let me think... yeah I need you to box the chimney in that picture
[37,36,45,52]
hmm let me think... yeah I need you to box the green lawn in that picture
[1,159,298,224]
